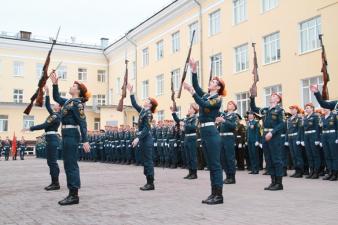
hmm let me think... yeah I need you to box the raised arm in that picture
[250,97,261,114]
[29,115,58,131]
[314,91,337,110]
[130,94,142,113]
[192,73,205,97]
[45,96,53,115]
[172,112,181,124]
[52,85,67,106]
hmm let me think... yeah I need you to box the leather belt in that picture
[62,125,79,129]
[45,131,58,135]
[281,134,286,137]
[264,128,273,132]
[200,122,215,127]
[220,132,234,136]
[322,130,335,134]
[288,132,298,137]
[185,133,196,137]
[304,130,316,134]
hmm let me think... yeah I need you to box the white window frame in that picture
[234,43,249,73]
[142,80,149,100]
[172,69,181,92]
[130,61,136,80]
[233,0,247,25]
[142,48,149,67]
[58,66,67,80]
[211,53,222,77]
[97,70,106,83]
[235,92,250,118]
[36,63,43,79]
[157,110,165,122]
[263,32,280,65]
[189,21,199,44]
[94,118,100,131]
[13,61,24,76]
[0,115,8,132]
[78,68,87,81]
[23,115,34,129]
[172,31,180,53]
[209,9,221,36]
[301,76,323,108]
[156,40,164,61]
[262,0,279,13]
[96,94,106,106]
[115,78,121,95]
[299,16,321,54]
[13,89,23,103]
[156,74,164,96]
[264,84,282,107]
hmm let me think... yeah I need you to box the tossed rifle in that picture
[209,58,213,83]
[319,34,330,100]
[249,43,259,97]
[170,72,177,112]
[117,59,129,112]
[177,30,195,99]
[24,27,60,115]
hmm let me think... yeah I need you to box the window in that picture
[23,115,34,129]
[262,0,279,12]
[209,10,221,36]
[36,64,43,79]
[78,68,87,81]
[211,53,222,77]
[94,118,100,131]
[233,0,247,25]
[176,106,182,119]
[302,76,323,108]
[235,44,249,72]
[97,70,106,82]
[157,110,164,121]
[236,92,250,118]
[156,74,164,96]
[264,84,282,107]
[115,78,121,94]
[300,16,321,53]
[264,32,280,64]
[108,88,113,105]
[13,61,24,76]
[0,115,8,132]
[96,94,106,106]
[13,89,23,103]
[172,31,180,53]
[58,66,67,80]
[156,40,164,60]
[189,21,199,44]
[130,61,136,80]
[172,69,180,91]
[142,80,149,100]
[142,48,149,67]
[60,92,67,97]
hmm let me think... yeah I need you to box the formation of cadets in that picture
[0,136,27,161]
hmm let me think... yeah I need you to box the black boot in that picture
[306,169,314,179]
[290,169,297,177]
[188,170,198,179]
[45,177,60,191]
[58,189,79,206]
[269,176,283,191]
[264,176,275,190]
[329,171,338,181]
[311,170,319,179]
[140,176,155,191]
[323,171,333,180]
[224,174,236,184]
[293,169,303,178]
[283,168,287,177]
[262,170,270,175]
[184,170,192,179]
[202,186,215,204]
[206,187,223,205]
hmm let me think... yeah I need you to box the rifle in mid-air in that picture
[117,59,129,112]
[319,34,330,100]
[249,43,259,97]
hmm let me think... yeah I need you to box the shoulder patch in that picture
[78,103,86,119]
[209,98,219,106]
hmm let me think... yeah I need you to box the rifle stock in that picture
[319,34,330,100]
[250,43,259,97]
[177,30,195,99]
[171,72,177,112]
[117,60,129,112]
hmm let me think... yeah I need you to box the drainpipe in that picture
[193,0,204,88]
[103,52,110,105]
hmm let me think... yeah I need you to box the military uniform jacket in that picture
[172,113,197,134]
[321,112,338,140]
[314,92,338,111]
[247,120,260,143]
[250,97,284,137]
[286,115,302,142]
[53,85,88,143]
[192,72,222,123]
[303,113,320,142]
[130,94,153,140]
[218,111,238,133]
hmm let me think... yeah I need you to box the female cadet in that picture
[50,72,91,206]
[171,103,199,179]
[183,59,225,205]
[127,83,158,191]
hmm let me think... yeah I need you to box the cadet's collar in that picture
[208,93,218,99]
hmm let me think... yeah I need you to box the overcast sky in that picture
[0,0,174,45]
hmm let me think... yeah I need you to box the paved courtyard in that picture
[0,157,337,225]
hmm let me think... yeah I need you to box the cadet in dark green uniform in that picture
[3,137,11,161]
[246,111,261,174]
[18,137,27,160]
[183,59,224,205]
[171,103,199,179]
[51,72,91,206]
[320,108,338,181]
[250,92,285,191]
[216,101,239,184]
[286,105,304,178]
[127,83,158,191]
[23,86,61,191]
[302,103,321,179]
[0,137,3,160]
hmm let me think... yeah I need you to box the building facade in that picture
[0,0,338,142]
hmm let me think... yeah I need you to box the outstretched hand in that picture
[127,83,134,94]
[50,72,58,85]
[189,58,197,73]
[310,84,319,93]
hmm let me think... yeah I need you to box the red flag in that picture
[12,132,17,156]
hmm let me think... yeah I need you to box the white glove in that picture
[174,143,177,147]
[301,141,305,146]
[255,141,259,147]
[238,144,242,148]
[319,143,322,148]
[284,142,289,146]
[315,141,320,146]
[154,143,157,147]
[296,141,300,145]
[335,140,338,144]
[245,142,248,145]
[259,144,263,148]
